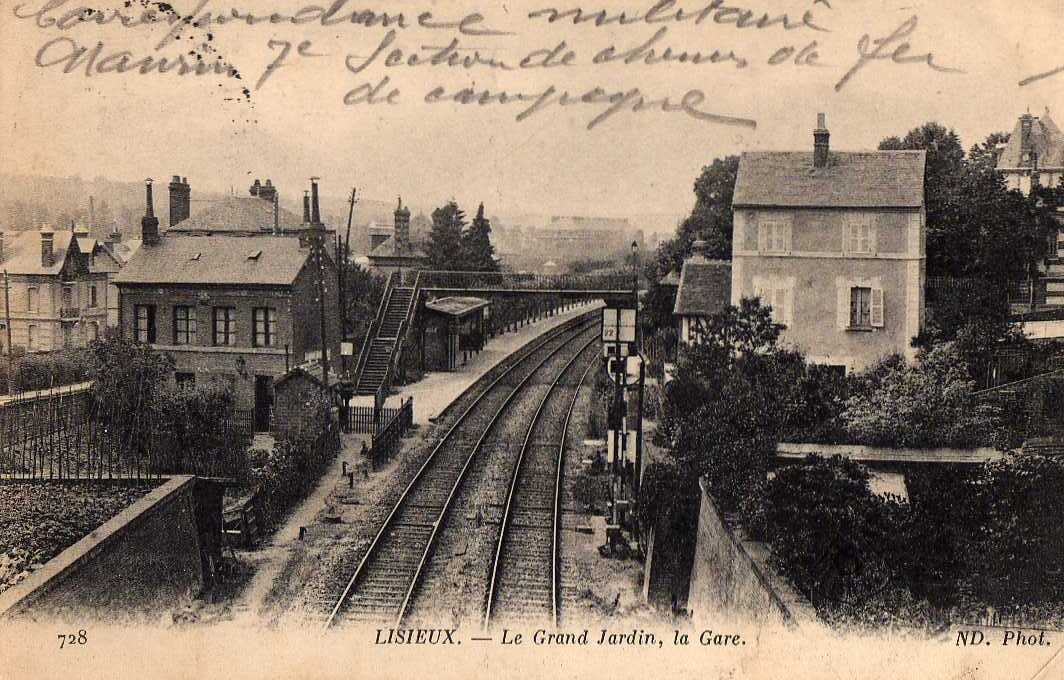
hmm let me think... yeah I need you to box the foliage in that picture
[660,299,835,511]
[762,456,908,613]
[428,201,466,271]
[88,335,174,457]
[880,125,1055,310]
[462,203,499,272]
[247,390,338,528]
[150,381,247,476]
[676,156,740,263]
[1,482,155,595]
[840,343,1006,449]
[0,348,94,393]
[341,261,386,343]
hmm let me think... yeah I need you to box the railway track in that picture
[325,315,599,628]
[483,338,599,630]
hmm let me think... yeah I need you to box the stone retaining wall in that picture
[0,476,206,623]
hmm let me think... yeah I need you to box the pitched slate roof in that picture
[674,258,731,317]
[113,235,313,286]
[734,151,926,209]
[997,113,1064,169]
[659,269,681,287]
[108,238,142,265]
[426,296,490,317]
[166,196,304,233]
[368,235,427,260]
[0,229,79,275]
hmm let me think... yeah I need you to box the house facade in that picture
[673,241,731,346]
[731,114,927,372]
[113,180,340,429]
[0,225,112,353]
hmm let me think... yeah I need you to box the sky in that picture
[1,0,1062,222]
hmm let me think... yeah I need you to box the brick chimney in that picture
[258,178,277,204]
[302,190,311,225]
[814,113,830,168]
[169,175,191,227]
[310,178,322,226]
[40,225,55,267]
[250,178,261,197]
[142,178,160,246]
[394,197,411,252]
[0,231,5,260]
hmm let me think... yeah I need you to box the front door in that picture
[254,376,273,432]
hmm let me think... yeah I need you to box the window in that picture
[61,287,72,308]
[253,307,277,347]
[89,321,99,341]
[753,280,793,326]
[134,304,156,343]
[89,285,98,308]
[27,287,38,313]
[846,217,874,254]
[759,218,791,253]
[849,287,884,328]
[173,306,197,345]
[27,325,36,351]
[213,307,237,346]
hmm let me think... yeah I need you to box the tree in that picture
[674,156,739,266]
[428,201,466,271]
[462,203,499,272]
[660,298,826,511]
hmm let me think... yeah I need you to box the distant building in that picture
[114,179,340,430]
[994,111,1064,311]
[0,223,113,353]
[997,110,1064,195]
[732,114,927,372]
[367,199,429,274]
[673,241,731,345]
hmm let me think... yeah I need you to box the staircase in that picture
[354,285,416,396]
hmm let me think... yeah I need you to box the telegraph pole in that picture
[311,177,329,389]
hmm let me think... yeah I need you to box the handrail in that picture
[353,271,394,387]
[380,270,422,399]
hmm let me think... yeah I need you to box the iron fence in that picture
[368,397,413,466]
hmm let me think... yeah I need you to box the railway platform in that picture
[385,300,604,425]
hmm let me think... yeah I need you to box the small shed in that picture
[421,297,491,371]
[674,244,732,345]
[272,363,327,433]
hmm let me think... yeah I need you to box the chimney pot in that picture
[303,191,311,225]
[41,230,55,267]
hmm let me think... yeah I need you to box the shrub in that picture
[841,343,1007,449]
[151,381,248,477]
[761,456,907,612]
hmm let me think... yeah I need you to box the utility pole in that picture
[341,186,358,377]
[4,271,12,396]
[312,178,329,389]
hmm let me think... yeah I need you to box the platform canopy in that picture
[425,296,491,318]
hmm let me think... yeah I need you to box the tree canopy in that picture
[462,203,499,272]
[427,201,466,271]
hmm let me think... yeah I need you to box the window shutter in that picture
[870,288,884,327]
[786,284,796,326]
[837,282,850,330]
[870,218,879,254]
[757,222,767,252]
[784,223,793,252]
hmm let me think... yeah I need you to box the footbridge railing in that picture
[414,270,637,298]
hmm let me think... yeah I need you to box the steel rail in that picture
[325,315,598,628]
[482,337,599,630]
